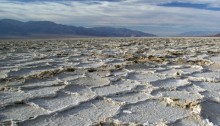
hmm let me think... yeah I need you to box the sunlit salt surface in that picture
[0,38,220,126]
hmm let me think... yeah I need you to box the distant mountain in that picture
[176,31,220,37]
[0,19,156,38]
[214,33,220,37]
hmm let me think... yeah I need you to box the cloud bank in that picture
[0,0,220,35]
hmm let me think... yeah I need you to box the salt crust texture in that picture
[0,38,220,126]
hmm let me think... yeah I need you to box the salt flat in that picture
[0,38,220,126]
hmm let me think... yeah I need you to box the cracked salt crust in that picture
[112,99,190,125]
[151,78,190,88]
[1,38,220,126]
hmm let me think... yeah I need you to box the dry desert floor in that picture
[0,38,220,126]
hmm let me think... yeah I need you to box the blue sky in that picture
[0,0,220,36]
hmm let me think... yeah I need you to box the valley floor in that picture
[0,38,220,126]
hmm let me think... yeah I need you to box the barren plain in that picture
[0,38,220,126]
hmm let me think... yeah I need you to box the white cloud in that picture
[0,0,220,35]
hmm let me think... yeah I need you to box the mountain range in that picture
[175,31,220,37]
[214,33,220,37]
[0,19,156,38]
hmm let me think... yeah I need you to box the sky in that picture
[0,0,220,36]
